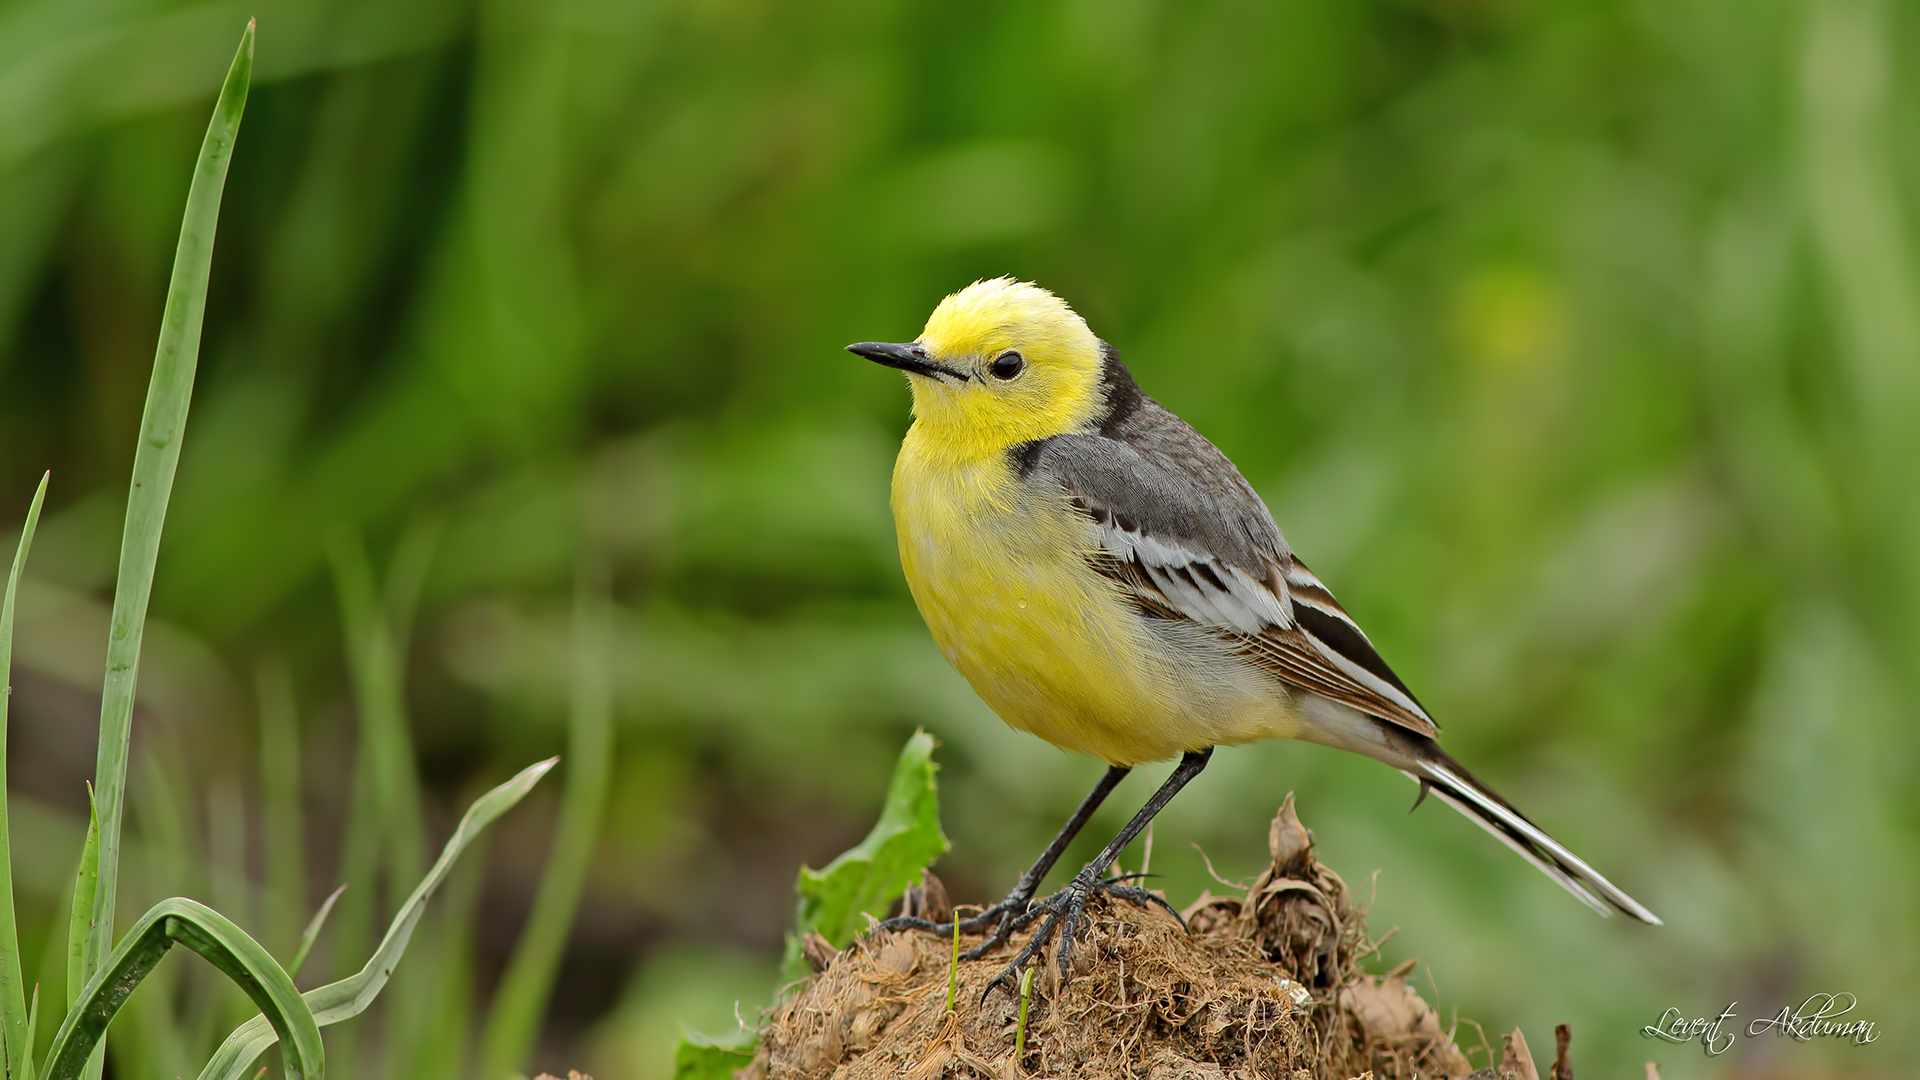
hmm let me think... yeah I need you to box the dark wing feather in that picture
[1027,408,1437,739]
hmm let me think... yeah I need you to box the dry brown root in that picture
[747,794,1490,1080]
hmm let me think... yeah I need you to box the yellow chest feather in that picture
[889,426,1297,764]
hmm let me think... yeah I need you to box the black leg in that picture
[984,746,1213,997]
[999,764,1133,906]
[874,764,1131,953]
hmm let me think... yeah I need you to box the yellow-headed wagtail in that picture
[849,278,1658,990]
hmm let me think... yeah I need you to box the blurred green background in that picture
[3,0,1918,1075]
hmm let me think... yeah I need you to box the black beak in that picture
[846,341,966,381]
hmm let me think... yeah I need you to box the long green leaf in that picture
[83,19,254,1012]
[304,745,377,1075]
[285,885,347,981]
[42,898,321,1080]
[122,756,198,1076]
[65,793,98,1012]
[328,531,427,885]
[0,473,48,1080]
[323,530,432,1072]
[256,658,307,960]
[408,837,489,1080]
[476,573,615,1078]
[23,985,38,1080]
[195,758,557,1080]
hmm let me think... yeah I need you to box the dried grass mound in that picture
[746,795,1480,1080]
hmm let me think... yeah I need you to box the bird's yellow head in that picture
[849,278,1106,457]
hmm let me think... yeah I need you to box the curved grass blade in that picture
[83,20,254,1003]
[41,897,321,1080]
[323,528,433,1071]
[327,531,427,885]
[0,473,49,1080]
[286,885,348,981]
[477,573,614,1078]
[65,789,98,1010]
[196,758,558,1080]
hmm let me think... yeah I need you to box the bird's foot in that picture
[979,869,1186,1000]
[871,883,1038,961]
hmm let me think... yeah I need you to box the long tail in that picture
[1401,741,1660,924]
[1295,700,1660,923]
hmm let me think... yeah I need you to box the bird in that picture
[847,277,1658,991]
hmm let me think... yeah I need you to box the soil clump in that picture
[747,795,1487,1080]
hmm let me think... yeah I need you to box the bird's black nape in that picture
[1095,340,1145,437]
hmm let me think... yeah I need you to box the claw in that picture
[874,750,1215,1001]
[872,885,1041,968]
[872,906,999,938]
[1104,884,1188,930]
[870,914,955,935]
[982,912,1061,1002]
[974,867,1186,997]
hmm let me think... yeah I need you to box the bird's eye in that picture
[989,351,1025,380]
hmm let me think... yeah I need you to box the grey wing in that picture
[1031,428,1439,739]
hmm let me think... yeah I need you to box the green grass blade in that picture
[120,753,202,1074]
[256,659,307,960]
[325,529,433,1073]
[66,790,98,1011]
[477,575,615,1078]
[327,531,426,883]
[206,779,251,958]
[285,884,346,981]
[23,983,38,1080]
[380,515,443,658]
[407,838,489,1080]
[0,473,49,1079]
[303,746,376,1071]
[63,791,99,1080]
[41,898,321,1080]
[317,748,378,985]
[83,20,254,998]
[195,759,557,1080]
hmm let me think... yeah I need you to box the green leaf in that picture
[779,730,948,984]
[286,885,348,981]
[256,658,308,961]
[477,574,616,1079]
[671,1030,756,1080]
[65,791,98,1011]
[0,472,49,1080]
[322,527,434,1073]
[327,530,427,886]
[313,738,377,1058]
[23,984,38,1080]
[83,19,254,1013]
[195,758,558,1080]
[41,897,322,1080]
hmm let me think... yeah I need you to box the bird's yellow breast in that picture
[891,426,1300,765]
